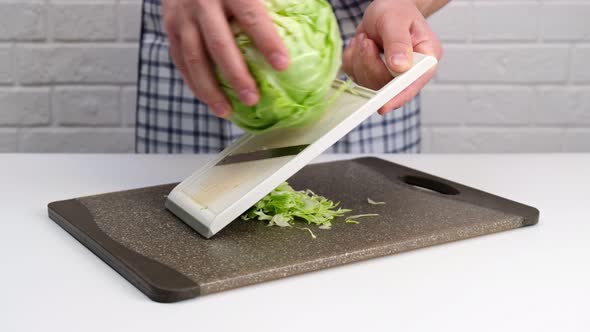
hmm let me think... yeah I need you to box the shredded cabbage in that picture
[367,198,386,205]
[241,182,351,233]
[221,0,343,133]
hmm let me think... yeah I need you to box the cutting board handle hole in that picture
[401,176,460,196]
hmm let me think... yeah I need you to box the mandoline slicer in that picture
[165,52,437,238]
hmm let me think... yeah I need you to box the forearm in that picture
[412,0,450,17]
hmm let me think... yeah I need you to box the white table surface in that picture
[2,153,589,331]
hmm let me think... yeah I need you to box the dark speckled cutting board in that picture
[48,157,538,303]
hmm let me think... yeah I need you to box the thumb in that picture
[380,18,413,73]
[411,19,443,60]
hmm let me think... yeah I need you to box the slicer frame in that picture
[166,53,438,238]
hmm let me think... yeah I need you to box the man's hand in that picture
[162,0,289,118]
[342,0,444,114]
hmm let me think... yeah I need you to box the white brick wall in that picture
[424,0,590,153]
[0,0,588,153]
[0,0,138,153]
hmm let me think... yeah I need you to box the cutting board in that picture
[48,157,539,303]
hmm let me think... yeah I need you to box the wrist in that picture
[386,0,431,17]
[410,0,448,18]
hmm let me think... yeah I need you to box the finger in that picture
[351,33,365,84]
[342,35,359,81]
[411,19,443,60]
[169,33,198,93]
[356,37,392,90]
[378,19,441,114]
[351,33,367,85]
[162,6,196,91]
[193,2,259,106]
[180,26,232,118]
[377,67,436,115]
[355,21,366,35]
[379,18,413,73]
[227,0,289,71]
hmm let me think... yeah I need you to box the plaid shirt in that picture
[136,0,421,153]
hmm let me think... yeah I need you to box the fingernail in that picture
[239,89,258,106]
[349,37,356,48]
[358,33,366,42]
[270,52,289,70]
[212,102,231,118]
[391,53,409,68]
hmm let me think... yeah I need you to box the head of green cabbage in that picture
[221,0,342,133]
